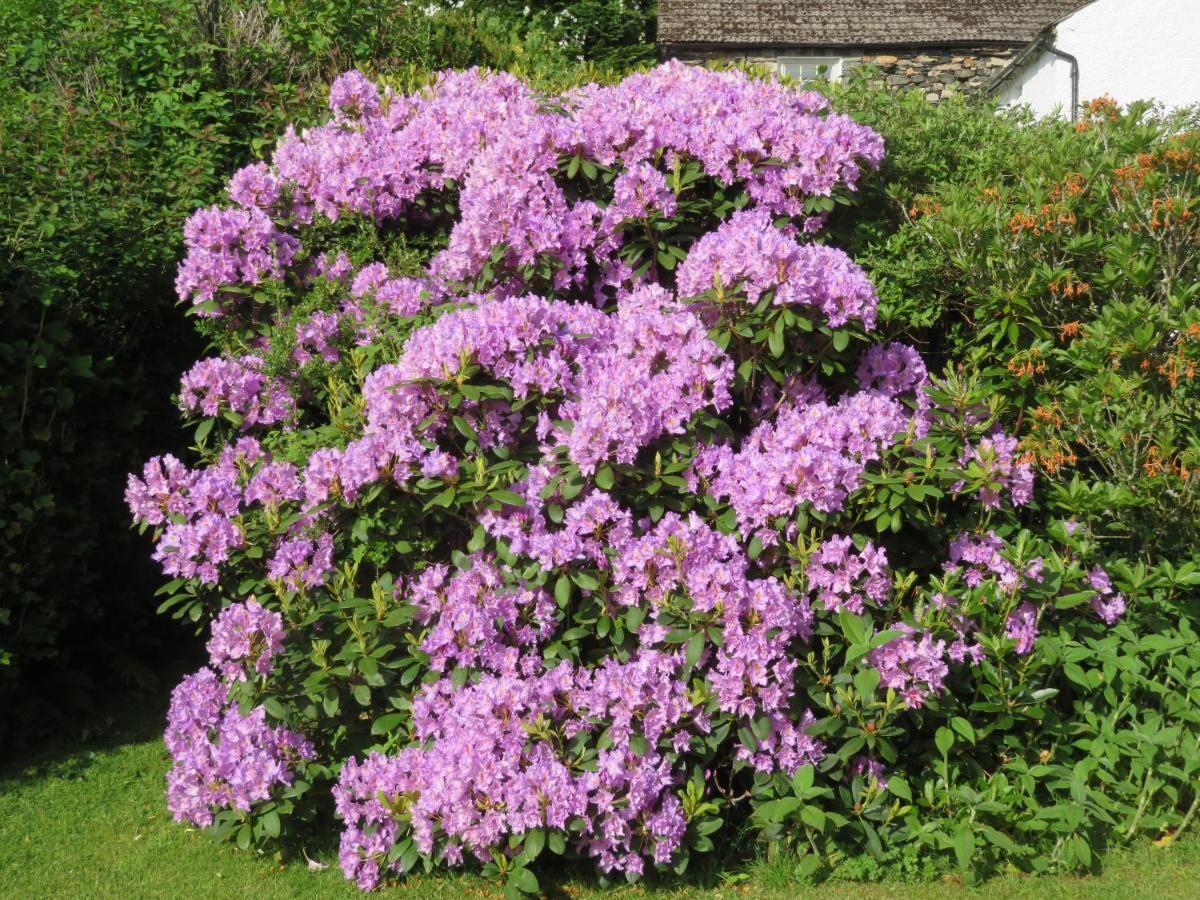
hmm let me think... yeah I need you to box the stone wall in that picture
[857,48,1018,101]
[662,45,1021,101]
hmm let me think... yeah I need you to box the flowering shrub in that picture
[130,64,1190,892]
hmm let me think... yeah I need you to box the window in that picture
[778,56,843,82]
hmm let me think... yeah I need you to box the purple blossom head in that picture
[1006,602,1039,655]
[206,599,286,680]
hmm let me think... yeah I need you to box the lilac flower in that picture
[1006,602,1040,655]
[707,386,911,534]
[178,355,295,428]
[407,555,555,674]
[945,531,1023,592]
[956,432,1034,509]
[328,69,381,120]
[165,667,314,827]
[849,755,889,790]
[677,208,878,329]
[293,311,342,365]
[806,535,889,614]
[267,533,335,591]
[244,460,302,510]
[868,625,950,708]
[561,285,733,473]
[1088,566,1126,624]
[206,599,285,680]
[126,454,195,527]
[175,206,300,311]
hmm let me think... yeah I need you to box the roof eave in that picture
[658,38,1030,52]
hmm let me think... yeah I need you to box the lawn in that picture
[2,710,1198,899]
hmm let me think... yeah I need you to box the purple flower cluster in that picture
[293,311,342,365]
[559,286,733,473]
[206,599,285,681]
[334,653,703,889]
[175,206,299,312]
[267,532,335,592]
[566,61,884,216]
[676,209,878,328]
[849,755,889,790]
[480,468,633,569]
[956,432,1034,509]
[1005,602,1040,655]
[408,555,555,674]
[608,513,821,773]
[806,536,890,614]
[868,625,951,709]
[126,438,303,583]
[702,385,912,537]
[166,611,313,827]
[945,531,1027,593]
[1087,566,1127,625]
[178,356,295,428]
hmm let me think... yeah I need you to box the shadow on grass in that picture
[0,651,199,785]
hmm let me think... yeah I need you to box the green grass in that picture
[2,714,1199,899]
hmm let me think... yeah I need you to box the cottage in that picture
[657,1,1092,103]
[990,0,1200,118]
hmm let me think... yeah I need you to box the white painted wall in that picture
[997,0,1200,117]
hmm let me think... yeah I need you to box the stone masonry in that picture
[665,46,1019,101]
[855,48,1018,101]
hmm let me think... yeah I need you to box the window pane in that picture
[779,57,841,81]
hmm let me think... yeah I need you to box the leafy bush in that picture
[439,0,657,72]
[123,63,1200,894]
[828,88,1200,569]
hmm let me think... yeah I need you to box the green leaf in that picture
[887,776,912,801]
[800,805,826,831]
[935,727,955,756]
[522,828,545,862]
[452,415,478,441]
[573,571,601,591]
[1055,590,1095,610]
[371,712,407,735]
[791,765,815,796]
[685,632,705,669]
[954,824,975,870]
[554,575,572,608]
[491,489,525,506]
[950,717,976,743]
[510,866,540,895]
[595,465,615,490]
[854,668,880,699]
[194,417,214,443]
[768,328,785,358]
[838,610,867,645]
[260,809,280,839]
[832,330,850,352]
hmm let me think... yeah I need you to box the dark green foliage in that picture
[443,0,657,71]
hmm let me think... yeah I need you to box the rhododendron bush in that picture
[129,64,1134,891]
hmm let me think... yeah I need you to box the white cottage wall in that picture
[998,0,1200,117]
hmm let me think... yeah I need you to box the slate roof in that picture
[658,1,1094,48]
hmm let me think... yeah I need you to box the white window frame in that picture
[778,56,844,82]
